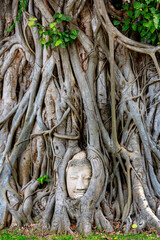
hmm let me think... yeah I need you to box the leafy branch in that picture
[29,13,78,49]
[113,0,160,45]
[7,0,27,32]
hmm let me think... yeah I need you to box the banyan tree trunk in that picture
[0,0,160,235]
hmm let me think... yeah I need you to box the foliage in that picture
[7,0,27,32]
[113,0,160,45]
[28,13,78,49]
[7,2,78,49]
[37,175,50,184]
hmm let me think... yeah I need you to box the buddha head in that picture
[66,151,92,199]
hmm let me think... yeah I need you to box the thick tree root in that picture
[133,179,160,234]
[51,207,73,234]
[0,163,11,229]
[94,208,113,232]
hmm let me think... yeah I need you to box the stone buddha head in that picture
[66,151,92,199]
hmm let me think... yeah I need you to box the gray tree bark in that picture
[0,0,160,235]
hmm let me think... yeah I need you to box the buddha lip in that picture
[74,191,85,194]
[74,192,85,196]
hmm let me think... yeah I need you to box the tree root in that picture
[94,208,113,232]
[51,206,73,235]
[133,178,160,234]
[22,180,40,222]
[101,199,113,220]
[40,194,55,229]
[0,163,14,228]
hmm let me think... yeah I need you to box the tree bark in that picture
[0,0,160,235]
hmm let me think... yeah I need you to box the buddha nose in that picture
[76,176,85,190]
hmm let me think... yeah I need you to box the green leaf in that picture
[55,39,63,46]
[150,33,157,44]
[133,1,141,9]
[28,20,35,27]
[28,18,37,27]
[52,42,56,48]
[124,19,131,24]
[144,20,153,31]
[53,12,60,19]
[43,31,49,36]
[44,179,50,183]
[52,27,57,32]
[64,37,70,42]
[39,29,43,34]
[44,175,49,178]
[70,34,77,39]
[19,4,22,10]
[7,24,15,32]
[153,17,159,29]
[69,39,74,45]
[56,18,62,24]
[150,25,156,33]
[71,29,78,36]
[132,23,137,31]
[41,38,46,44]
[61,15,67,21]
[144,13,152,20]
[40,179,43,184]
[47,30,54,36]
[113,20,120,26]
[21,1,26,8]
[16,16,19,22]
[29,17,37,21]
[52,35,59,42]
[127,11,133,18]
[123,4,129,10]
[37,177,41,182]
[145,31,152,39]
[46,41,52,47]
[49,22,57,28]
[122,24,130,31]
[132,224,137,229]
[150,7,156,14]
[140,29,147,37]
[135,9,141,18]
[138,25,142,32]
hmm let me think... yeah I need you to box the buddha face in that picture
[66,152,92,199]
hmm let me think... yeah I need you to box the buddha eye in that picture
[71,176,78,179]
[84,177,91,180]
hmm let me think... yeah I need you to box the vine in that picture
[7,0,27,32]
[28,13,78,49]
[113,0,160,45]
